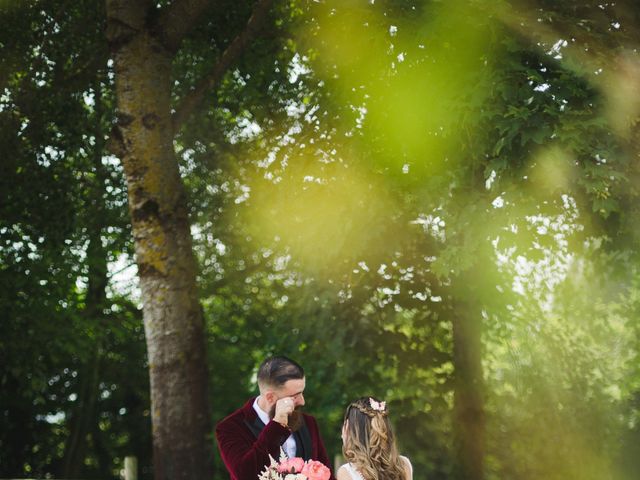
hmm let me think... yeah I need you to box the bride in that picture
[337,397,413,480]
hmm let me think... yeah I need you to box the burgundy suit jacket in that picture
[215,398,335,480]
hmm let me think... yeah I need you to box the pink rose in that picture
[277,457,305,474]
[301,460,331,480]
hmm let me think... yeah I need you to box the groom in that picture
[215,356,335,480]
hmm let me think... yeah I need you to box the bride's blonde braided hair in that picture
[342,397,406,480]
[350,399,388,417]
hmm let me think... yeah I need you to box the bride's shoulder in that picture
[337,463,355,480]
[399,455,413,479]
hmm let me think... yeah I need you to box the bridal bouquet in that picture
[258,450,331,480]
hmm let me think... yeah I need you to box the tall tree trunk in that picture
[2,380,34,476]
[61,351,101,478]
[61,78,108,479]
[452,282,485,480]
[106,3,213,478]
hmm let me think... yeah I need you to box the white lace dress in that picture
[339,456,413,480]
[341,463,364,480]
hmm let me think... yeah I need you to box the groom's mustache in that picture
[269,404,304,432]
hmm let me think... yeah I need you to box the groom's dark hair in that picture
[257,356,305,389]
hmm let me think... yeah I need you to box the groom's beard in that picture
[269,405,305,432]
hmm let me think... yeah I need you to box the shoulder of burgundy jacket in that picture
[215,397,335,480]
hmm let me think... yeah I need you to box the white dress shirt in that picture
[253,397,297,458]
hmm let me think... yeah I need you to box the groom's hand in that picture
[273,397,295,427]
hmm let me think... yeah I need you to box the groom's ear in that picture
[264,390,276,404]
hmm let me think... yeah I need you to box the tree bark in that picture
[452,294,485,480]
[106,2,213,478]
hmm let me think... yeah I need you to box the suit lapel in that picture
[245,415,311,459]
[295,418,313,460]
[244,415,265,439]
[242,398,266,439]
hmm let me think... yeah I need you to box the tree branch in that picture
[171,0,275,131]
[105,0,152,47]
[155,0,213,53]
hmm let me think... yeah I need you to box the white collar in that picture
[252,396,271,426]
